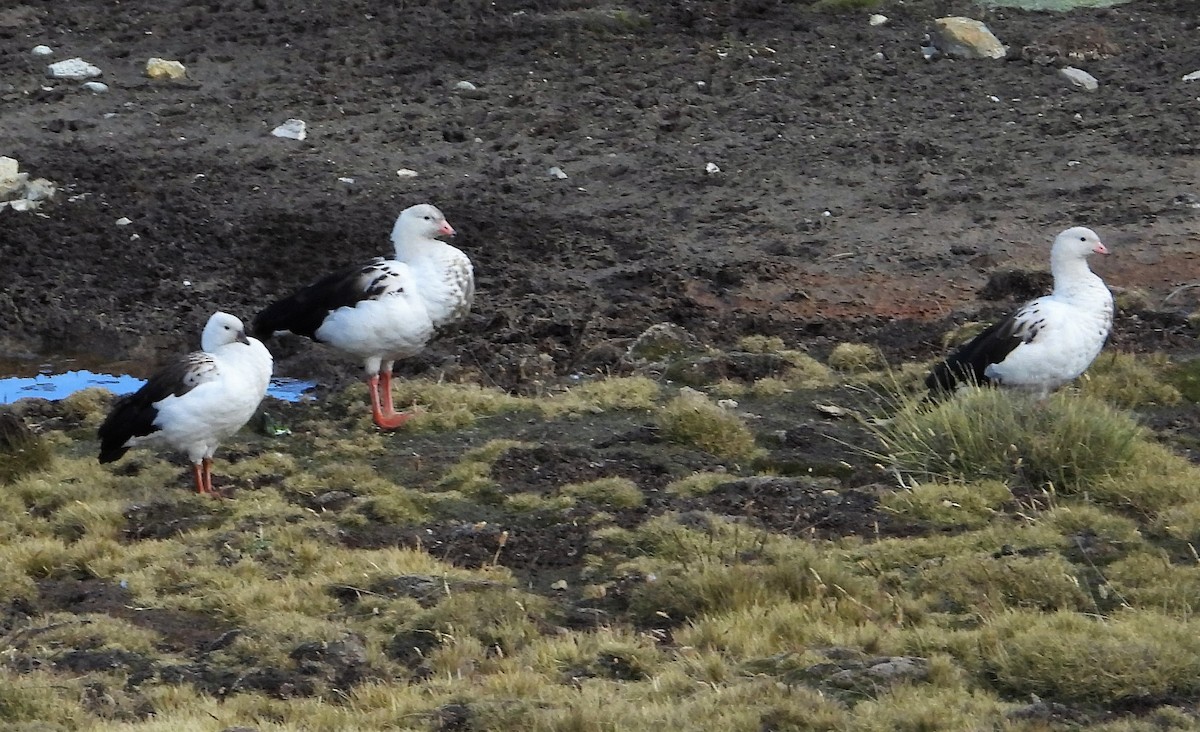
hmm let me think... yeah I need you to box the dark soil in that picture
[2,0,1199,387]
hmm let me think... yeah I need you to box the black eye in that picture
[1079,236,1086,241]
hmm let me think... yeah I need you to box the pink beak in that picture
[439,220,456,237]
[1094,242,1109,255]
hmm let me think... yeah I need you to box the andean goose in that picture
[251,203,473,429]
[98,311,273,494]
[926,226,1113,400]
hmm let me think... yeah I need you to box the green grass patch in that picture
[871,389,1144,492]
[1081,352,1182,408]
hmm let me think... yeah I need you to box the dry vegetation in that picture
[3,340,1200,732]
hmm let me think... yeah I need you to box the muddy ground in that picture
[1,0,1198,391]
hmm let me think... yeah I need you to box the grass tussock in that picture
[656,390,760,461]
[1081,352,1182,408]
[560,477,644,509]
[974,609,1200,705]
[0,412,52,484]
[880,479,1012,530]
[872,388,1144,491]
[827,343,886,373]
[540,376,660,418]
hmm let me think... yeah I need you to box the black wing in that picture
[97,353,217,463]
[252,258,398,341]
[925,304,1045,396]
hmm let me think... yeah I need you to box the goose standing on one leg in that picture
[98,312,273,495]
[251,203,473,429]
[926,226,1114,400]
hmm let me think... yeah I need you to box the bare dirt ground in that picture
[2,0,1199,390]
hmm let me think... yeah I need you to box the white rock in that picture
[31,45,53,57]
[869,14,888,26]
[705,162,720,174]
[454,80,477,91]
[82,81,109,93]
[23,178,55,202]
[337,177,355,184]
[0,156,18,182]
[930,17,1006,60]
[1182,70,1200,82]
[549,166,568,179]
[396,168,419,178]
[115,217,132,226]
[146,57,186,80]
[271,118,307,140]
[1060,66,1098,92]
[47,58,102,80]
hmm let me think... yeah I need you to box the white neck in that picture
[1051,254,1108,302]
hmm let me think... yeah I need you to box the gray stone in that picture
[1060,66,1099,91]
[47,57,102,80]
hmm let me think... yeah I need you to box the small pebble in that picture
[869,14,888,26]
[337,177,355,184]
[115,217,132,226]
[549,166,568,179]
[82,81,109,93]
[1182,70,1200,82]
[453,80,477,91]
[32,45,53,57]
[705,162,720,174]
[396,168,419,178]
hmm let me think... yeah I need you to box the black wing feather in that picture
[925,310,1039,396]
[97,354,212,463]
[252,258,392,341]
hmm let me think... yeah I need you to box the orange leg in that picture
[192,462,208,494]
[367,374,412,430]
[203,457,216,496]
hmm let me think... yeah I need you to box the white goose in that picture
[926,226,1113,400]
[252,203,474,429]
[98,312,273,494]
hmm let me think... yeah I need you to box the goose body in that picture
[927,226,1113,400]
[98,312,272,494]
[253,203,473,428]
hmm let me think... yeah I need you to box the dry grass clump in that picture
[1086,441,1200,517]
[1102,553,1200,616]
[827,343,886,373]
[560,477,644,509]
[1081,352,1182,408]
[910,552,1092,614]
[973,609,1200,705]
[655,391,760,461]
[0,412,52,484]
[879,479,1012,530]
[872,388,1143,492]
[592,515,887,628]
[540,376,660,418]
[664,471,731,497]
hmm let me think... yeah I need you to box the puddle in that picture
[979,0,1130,9]
[0,358,316,406]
